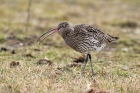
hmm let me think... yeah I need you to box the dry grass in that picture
[0,0,140,93]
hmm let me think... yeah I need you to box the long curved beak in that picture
[37,28,59,44]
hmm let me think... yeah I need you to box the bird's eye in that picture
[58,22,69,29]
[60,24,66,28]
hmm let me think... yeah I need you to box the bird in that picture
[37,22,119,75]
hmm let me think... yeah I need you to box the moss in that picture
[0,35,6,43]
[133,46,140,54]
[118,39,140,47]
[110,20,138,28]
[117,70,129,77]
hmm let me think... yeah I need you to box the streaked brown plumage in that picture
[37,22,119,75]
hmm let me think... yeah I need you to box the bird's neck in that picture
[59,28,74,39]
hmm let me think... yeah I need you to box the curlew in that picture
[37,22,119,75]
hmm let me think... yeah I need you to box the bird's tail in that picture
[107,34,119,43]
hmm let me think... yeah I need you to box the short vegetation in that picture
[0,0,140,93]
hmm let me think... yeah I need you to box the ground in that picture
[0,0,140,93]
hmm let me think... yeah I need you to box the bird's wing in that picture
[74,24,105,34]
[74,24,118,43]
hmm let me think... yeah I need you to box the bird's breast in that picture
[63,35,107,53]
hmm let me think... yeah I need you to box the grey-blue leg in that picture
[81,54,88,75]
[88,54,94,75]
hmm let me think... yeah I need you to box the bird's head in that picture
[57,22,70,30]
[37,22,73,44]
[57,22,74,35]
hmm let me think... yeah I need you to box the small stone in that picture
[11,50,16,54]
[10,61,20,68]
[25,53,35,58]
[73,55,85,63]
[37,58,52,65]
[1,47,8,52]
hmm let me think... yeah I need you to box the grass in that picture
[0,0,140,93]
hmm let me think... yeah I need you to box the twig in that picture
[25,0,32,33]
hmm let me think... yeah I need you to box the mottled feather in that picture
[57,22,119,53]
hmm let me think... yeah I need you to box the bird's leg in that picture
[88,54,94,75]
[81,54,88,75]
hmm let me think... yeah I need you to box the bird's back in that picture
[63,24,119,53]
